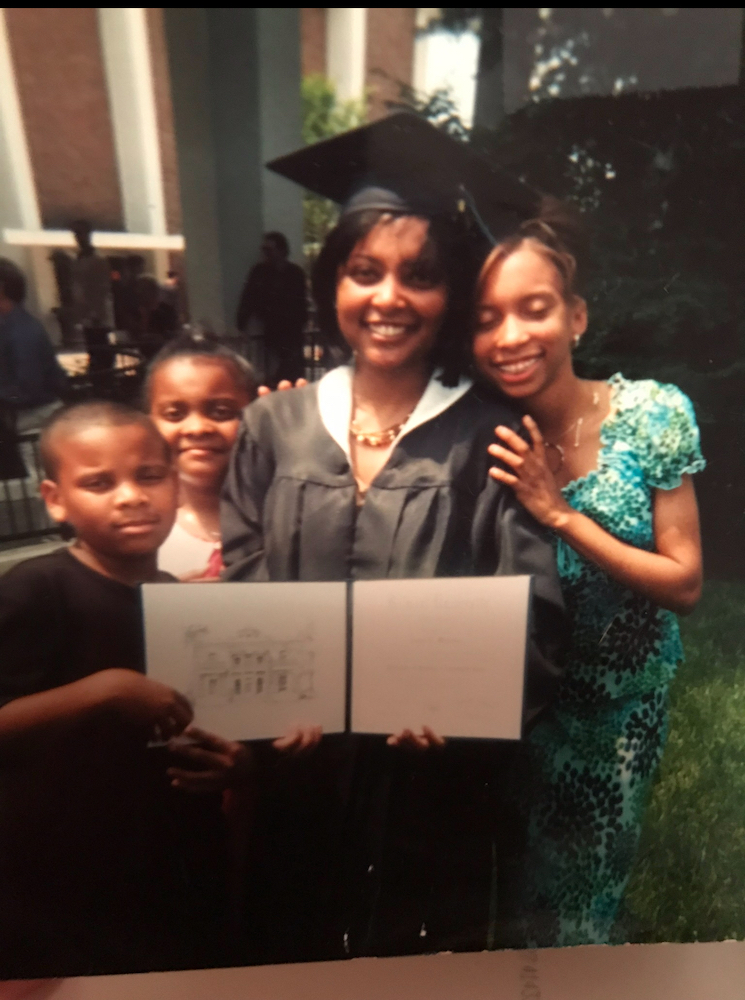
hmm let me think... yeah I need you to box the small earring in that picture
[573,334,581,347]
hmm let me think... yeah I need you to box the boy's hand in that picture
[387,726,445,751]
[95,668,193,739]
[166,726,254,793]
[272,724,322,755]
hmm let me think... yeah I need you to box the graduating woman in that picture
[472,200,705,945]
[221,114,567,961]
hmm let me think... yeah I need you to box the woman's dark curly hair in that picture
[312,208,484,386]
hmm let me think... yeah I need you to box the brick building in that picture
[301,8,417,119]
[0,8,423,334]
[0,8,187,334]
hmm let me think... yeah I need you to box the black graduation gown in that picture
[221,375,566,962]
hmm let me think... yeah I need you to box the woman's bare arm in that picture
[548,476,701,614]
[489,417,703,615]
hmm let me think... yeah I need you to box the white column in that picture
[98,7,168,280]
[0,10,40,232]
[0,9,57,328]
[326,8,367,102]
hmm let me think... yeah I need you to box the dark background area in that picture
[398,17,745,939]
[406,9,745,579]
[489,84,745,580]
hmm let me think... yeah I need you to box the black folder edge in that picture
[519,575,534,742]
[345,578,353,733]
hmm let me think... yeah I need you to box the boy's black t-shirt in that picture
[0,547,149,704]
[0,548,229,976]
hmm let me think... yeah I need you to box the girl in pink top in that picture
[146,332,257,581]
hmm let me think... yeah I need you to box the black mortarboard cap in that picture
[267,112,540,242]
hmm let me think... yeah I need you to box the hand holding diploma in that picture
[167,725,254,792]
[273,724,323,755]
[387,726,445,750]
[143,578,530,743]
[96,668,194,741]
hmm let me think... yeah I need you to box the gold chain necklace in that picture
[350,385,415,448]
[350,412,413,448]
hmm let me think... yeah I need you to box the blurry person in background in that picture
[112,257,180,357]
[49,249,76,347]
[69,220,114,372]
[0,257,68,433]
[132,276,180,360]
[112,255,146,339]
[235,231,307,387]
[162,267,189,331]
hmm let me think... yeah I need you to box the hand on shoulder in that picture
[257,378,308,398]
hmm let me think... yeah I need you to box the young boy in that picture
[0,402,236,977]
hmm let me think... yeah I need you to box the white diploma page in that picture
[142,582,348,741]
[351,576,531,740]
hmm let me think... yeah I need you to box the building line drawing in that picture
[189,630,316,706]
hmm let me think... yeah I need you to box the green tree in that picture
[387,83,471,142]
[301,75,366,258]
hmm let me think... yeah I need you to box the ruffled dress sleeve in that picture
[622,379,706,490]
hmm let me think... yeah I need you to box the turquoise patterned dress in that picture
[519,374,706,947]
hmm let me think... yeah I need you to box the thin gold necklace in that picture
[544,389,600,470]
[179,508,221,543]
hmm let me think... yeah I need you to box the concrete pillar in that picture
[472,9,504,131]
[98,8,169,281]
[163,8,303,332]
[326,8,367,102]
[160,9,223,328]
[256,9,304,267]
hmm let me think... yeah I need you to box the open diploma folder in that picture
[142,577,532,742]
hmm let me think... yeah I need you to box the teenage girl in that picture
[472,200,704,945]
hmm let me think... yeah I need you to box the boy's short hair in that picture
[40,401,169,481]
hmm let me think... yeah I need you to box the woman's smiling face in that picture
[335,216,449,374]
[472,240,587,400]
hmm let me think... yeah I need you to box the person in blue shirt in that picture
[0,257,68,432]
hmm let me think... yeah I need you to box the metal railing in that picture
[0,425,61,545]
[0,322,331,546]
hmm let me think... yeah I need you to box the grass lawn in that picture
[616,580,745,943]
